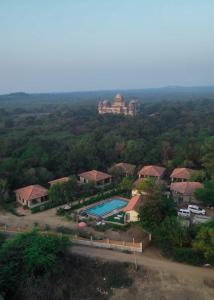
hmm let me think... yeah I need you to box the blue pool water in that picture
[85,198,128,217]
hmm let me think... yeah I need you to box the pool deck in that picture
[78,196,129,219]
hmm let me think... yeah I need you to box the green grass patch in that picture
[105,212,125,224]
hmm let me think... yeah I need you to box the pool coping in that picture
[78,196,129,219]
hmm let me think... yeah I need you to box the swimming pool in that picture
[84,198,128,217]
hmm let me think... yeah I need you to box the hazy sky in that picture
[0,0,213,93]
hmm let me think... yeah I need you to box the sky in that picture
[0,0,214,94]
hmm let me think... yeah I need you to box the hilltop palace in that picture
[98,93,139,116]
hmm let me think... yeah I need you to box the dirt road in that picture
[71,245,214,300]
[71,245,214,281]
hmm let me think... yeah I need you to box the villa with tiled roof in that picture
[138,165,166,181]
[170,167,196,182]
[170,181,203,203]
[123,195,143,223]
[111,162,136,177]
[78,170,112,188]
[15,184,48,208]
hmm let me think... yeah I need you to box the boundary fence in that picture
[0,224,147,253]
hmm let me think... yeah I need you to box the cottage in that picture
[15,184,48,208]
[170,168,195,182]
[170,181,203,204]
[138,165,166,181]
[78,170,112,188]
[111,162,136,177]
[48,177,69,186]
[123,195,143,223]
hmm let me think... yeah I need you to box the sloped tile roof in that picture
[170,168,194,179]
[170,182,203,195]
[48,177,69,185]
[123,195,142,212]
[113,162,136,174]
[15,185,48,202]
[79,170,112,182]
[139,165,166,177]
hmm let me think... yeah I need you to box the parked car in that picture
[177,208,190,218]
[188,205,206,215]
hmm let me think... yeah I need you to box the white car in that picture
[177,208,190,218]
[188,205,206,215]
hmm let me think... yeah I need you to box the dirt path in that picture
[0,207,77,230]
[71,245,214,300]
[71,245,214,281]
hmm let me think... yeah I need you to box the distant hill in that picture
[0,86,214,108]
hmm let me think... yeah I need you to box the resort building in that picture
[170,181,203,204]
[98,93,139,116]
[48,177,69,186]
[170,168,195,182]
[78,170,112,188]
[15,184,48,208]
[138,165,166,181]
[123,195,143,223]
[110,162,136,177]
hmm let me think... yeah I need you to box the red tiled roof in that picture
[170,168,194,179]
[123,195,142,212]
[139,165,166,177]
[48,177,69,185]
[170,182,203,195]
[113,162,136,174]
[15,185,48,202]
[79,170,112,182]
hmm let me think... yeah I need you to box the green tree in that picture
[64,176,79,202]
[119,177,133,192]
[48,183,66,205]
[201,137,214,177]
[0,179,8,204]
[193,225,214,263]
[0,230,69,299]
[140,196,176,232]
[137,178,162,201]
[195,180,214,207]
[190,170,206,182]
[154,216,184,252]
[108,166,123,183]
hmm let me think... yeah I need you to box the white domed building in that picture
[98,94,139,116]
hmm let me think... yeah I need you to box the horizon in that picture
[0,1,214,93]
[1,84,214,97]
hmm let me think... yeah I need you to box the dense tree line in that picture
[0,98,214,195]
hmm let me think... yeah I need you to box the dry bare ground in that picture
[0,207,78,230]
[71,245,214,300]
[1,209,214,299]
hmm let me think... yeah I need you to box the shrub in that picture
[56,207,65,216]
[56,226,75,235]
[44,224,50,231]
[172,247,204,265]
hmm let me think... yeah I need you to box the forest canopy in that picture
[0,95,214,192]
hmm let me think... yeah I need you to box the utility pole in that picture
[133,237,138,270]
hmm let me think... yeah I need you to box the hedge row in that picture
[69,189,123,210]
[31,189,123,214]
